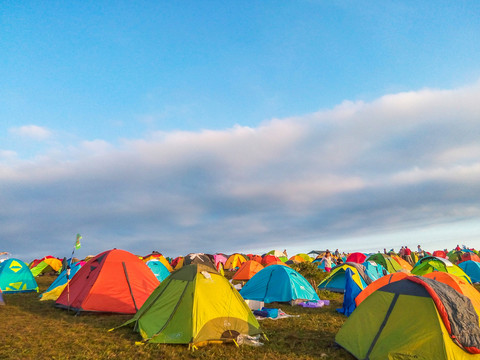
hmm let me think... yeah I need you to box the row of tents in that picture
[2,246,480,358]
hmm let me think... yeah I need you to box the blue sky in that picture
[1,1,480,260]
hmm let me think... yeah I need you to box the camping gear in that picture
[240,265,319,303]
[232,260,264,281]
[0,258,38,293]
[116,264,263,348]
[40,261,85,301]
[318,262,373,293]
[458,260,480,283]
[336,276,480,359]
[411,256,471,283]
[145,259,170,282]
[56,249,159,314]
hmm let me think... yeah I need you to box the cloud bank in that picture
[2,83,480,260]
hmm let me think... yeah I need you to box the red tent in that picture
[247,254,263,263]
[56,249,159,314]
[346,252,367,264]
[460,252,480,263]
[261,254,280,265]
[432,250,447,259]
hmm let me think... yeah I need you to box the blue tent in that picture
[240,265,319,303]
[318,263,373,293]
[362,261,388,281]
[146,259,171,282]
[0,258,38,293]
[39,261,84,299]
[336,268,362,316]
[458,260,480,283]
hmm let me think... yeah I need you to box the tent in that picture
[317,263,374,293]
[458,261,480,283]
[117,264,263,347]
[146,259,171,282]
[171,256,184,270]
[432,250,448,259]
[355,272,410,306]
[224,253,247,270]
[240,265,319,303]
[362,261,387,281]
[390,255,413,272]
[0,258,38,293]
[460,252,480,263]
[261,254,281,266]
[232,260,264,281]
[56,249,159,314]
[29,255,55,269]
[183,253,216,271]
[40,261,85,301]
[336,277,480,359]
[346,252,367,264]
[366,253,403,273]
[30,257,62,277]
[246,254,262,263]
[337,268,363,317]
[142,253,173,272]
[411,256,472,284]
[213,254,228,268]
[266,249,288,262]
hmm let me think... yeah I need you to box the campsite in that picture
[1,248,480,359]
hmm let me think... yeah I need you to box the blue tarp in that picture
[337,268,362,316]
[240,265,319,303]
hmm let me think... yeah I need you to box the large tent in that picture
[0,258,38,293]
[56,249,159,314]
[117,264,262,347]
[458,260,480,283]
[336,277,480,359]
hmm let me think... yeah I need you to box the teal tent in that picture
[0,258,38,293]
[146,259,171,282]
[240,265,319,303]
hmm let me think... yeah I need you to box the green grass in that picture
[1,273,354,360]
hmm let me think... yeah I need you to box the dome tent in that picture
[117,264,262,348]
[240,265,319,303]
[56,249,159,314]
[336,276,480,359]
[0,258,38,294]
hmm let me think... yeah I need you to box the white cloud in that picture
[2,82,480,260]
[9,125,52,140]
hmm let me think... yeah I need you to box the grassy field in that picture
[3,267,479,360]
[1,267,354,360]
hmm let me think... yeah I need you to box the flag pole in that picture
[67,234,82,312]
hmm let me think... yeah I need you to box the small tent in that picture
[366,253,403,273]
[240,265,319,303]
[346,252,367,264]
[56,249,159,314]
[117,264,262,347]
[30,257,62,277]
[232,260,264,281]
[183,253,216,271]
[142,253,173,272]
[0,258,38,293]
[317,263,374,293]
[146,259,170,282]
[458,260,480,283]
[411,256,471,284]
[336,276,480,360]
[224,253,247,270]
[40,261,85,301]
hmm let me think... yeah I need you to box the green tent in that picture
[411,256,471,283]
[117,264,263,348]
[366,253,403,273]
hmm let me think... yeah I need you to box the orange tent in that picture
[262,255,280,265]
[224,253,248,270]
[460,252,480,263]
[355,272,410,306]
[56,249,159,314]
[391,255,413,271]
[247,254,263,263]
[289,255,306,263]
[232,260,264,281]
